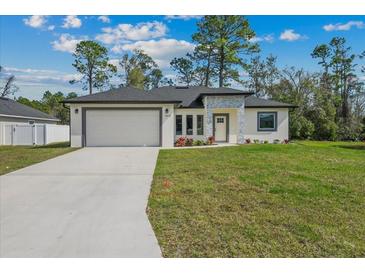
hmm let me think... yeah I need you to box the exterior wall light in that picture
[75,108,79,114]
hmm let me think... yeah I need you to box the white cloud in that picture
[95,21,168,44]
[51,34,84,53]
[62,15,82,29]
[165,15,202,21]
[47,25,55,31]
[323,21,365,31]
[279,29,307,42]
[98,16,111,23]
[1,66,84,99]
[113,38,195,68]
[23,15,47,28]
[108,59,121,68]
[250,34,274,43]
[2,66,82,85]
[3,67,58,74]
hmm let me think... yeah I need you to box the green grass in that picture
[148,141,365,257]
[0,142,77,175]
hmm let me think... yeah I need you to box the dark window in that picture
[176,115,182,135]
[258,112,277,131]
[216,117,225,123]
[197,115,204,135]
[186,115,193,135]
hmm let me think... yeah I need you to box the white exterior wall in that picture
[68,103,175,147]
[243,108,289,142]
[0,116,58,124]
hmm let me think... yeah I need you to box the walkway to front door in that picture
[214,114,229,142]
[0,147,161,258]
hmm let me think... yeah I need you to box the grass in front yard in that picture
[148,141,365,257]
[0,142,77,175]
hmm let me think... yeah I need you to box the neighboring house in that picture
[0,97,68,146]
[63,86,295,147]
[0,97,59,124]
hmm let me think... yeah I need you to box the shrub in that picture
[283,139,290,144]
[273,139,280,144]
[175,137,195,147]
[253,139,259,144]
[264,140,269,144]
[185,138,193,146]
[245,138,251,144]
[193,140,204,146]
[207,136,215,145]
[175,137,186,147]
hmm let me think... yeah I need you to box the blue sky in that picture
[1,15,365,99]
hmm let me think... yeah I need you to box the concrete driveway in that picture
[0,147,161,258]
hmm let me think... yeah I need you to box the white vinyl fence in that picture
[0,123,69,146]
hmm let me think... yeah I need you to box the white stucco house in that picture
[63,86,295,148]
[0,97,69,146]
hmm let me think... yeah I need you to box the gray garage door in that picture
[85,109,161,147]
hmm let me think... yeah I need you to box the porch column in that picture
[237,103,245,144]
[204,97,213,138]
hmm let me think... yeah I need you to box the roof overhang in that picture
[245,105,297,109]
[0,113,60,121]
[62,100,182,104]
[199,92,254,99]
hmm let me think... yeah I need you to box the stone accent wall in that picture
[237,105,245,144]
[203,95,245,143]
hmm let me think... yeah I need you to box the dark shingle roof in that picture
[151,86,253,107]
[0,97,59,121]
[63,86,295,108]
[63,86,253,107]
[63,87,182,104]
[245,96,296,108]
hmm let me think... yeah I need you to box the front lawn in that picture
[0,142,77,175]
[148,141,365,257]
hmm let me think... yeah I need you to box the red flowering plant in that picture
[283,139,290,144]
[207,136,215,145]
[175,137,187,147]
[245,138,251,144]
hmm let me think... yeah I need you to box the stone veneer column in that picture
[237,103,245,144]
[203,95,245,142]
[204,97,213,138]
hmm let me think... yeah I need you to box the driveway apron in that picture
[0,147,161,257]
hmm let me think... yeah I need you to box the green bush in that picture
[193,140,204,146]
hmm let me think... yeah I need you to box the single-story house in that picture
[0,97,70,146]
[0,97,59,124]
[63,86,295,147]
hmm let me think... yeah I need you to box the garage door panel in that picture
[85,109,160,147]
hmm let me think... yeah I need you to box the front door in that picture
[214,115,227,142]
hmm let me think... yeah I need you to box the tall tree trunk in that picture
[218,46,224,87]
[204,49,212,87]
[89,74,93,95]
